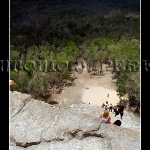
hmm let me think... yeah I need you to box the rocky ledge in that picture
[10,91,140,150]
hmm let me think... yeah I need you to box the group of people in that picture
[100,109,122,126]
[101,101,114,112]
[101,101,126,119]
[100,101,126,126]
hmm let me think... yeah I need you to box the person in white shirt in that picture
[104,101,109,110]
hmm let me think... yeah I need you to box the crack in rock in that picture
[12,127,103,148]
[68,127,103,141]
[16,141,41,148]
[83,132,103,138]
[11,98,31,119]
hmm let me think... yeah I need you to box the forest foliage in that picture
[10,0,140,113]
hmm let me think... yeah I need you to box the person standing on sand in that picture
[107,93,109,98]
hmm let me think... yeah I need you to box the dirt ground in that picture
[49,63,121,109]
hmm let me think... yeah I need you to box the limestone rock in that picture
[10,92,140,150]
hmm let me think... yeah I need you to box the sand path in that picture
[81,86,119,106]
[76,65,120,106]
[52,63,120,109]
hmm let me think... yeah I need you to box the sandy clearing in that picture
[81,86,120,106]
[50,62,121,109]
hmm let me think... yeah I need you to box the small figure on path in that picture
[114,105,126,119]
[104,101,109,110]
[118,105,126,119]
[114,106,119,117]
[101,103,105,108]
[109,104,113,112]
[113,105,117,114]
[107,93,109,98]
